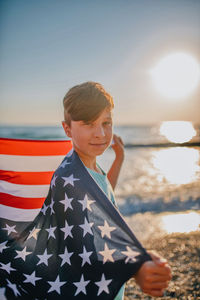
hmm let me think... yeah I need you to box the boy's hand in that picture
[133,251,171,297]
[148,250,168,266]
[108,134,124,189]
[111,134,124,161]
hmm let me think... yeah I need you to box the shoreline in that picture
[124,231,200,299]
[124,210,200,243]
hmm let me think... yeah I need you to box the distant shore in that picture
[125,142,200,148]
[124,231,200,299]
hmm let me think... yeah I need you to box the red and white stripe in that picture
[0,138,72,222]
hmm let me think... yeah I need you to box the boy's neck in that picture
[76,150,102,174]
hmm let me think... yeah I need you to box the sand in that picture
[124,231,200,299]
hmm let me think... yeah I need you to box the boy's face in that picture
[62,108,113,161]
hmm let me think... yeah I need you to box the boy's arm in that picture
[133,251,172,297]
[107,134,124,190]
[108,136,171,297]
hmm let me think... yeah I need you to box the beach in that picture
[1,1,200,297]
[1,125,200,298]
[124,231,200,299]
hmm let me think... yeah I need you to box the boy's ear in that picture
[62,121,72,138]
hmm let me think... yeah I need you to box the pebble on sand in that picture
[124,231,200,299]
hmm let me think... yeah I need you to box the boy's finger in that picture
[145,280,169,290]
[144,288,165,297]
[118,136,124,145]
[146,261,171,276]
[153,264,171,276]
[146,274,171,283]
[113,134,124,145]
[148,251,167,265]
[154,257,168,267]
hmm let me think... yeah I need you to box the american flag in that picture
[0,138,151,299]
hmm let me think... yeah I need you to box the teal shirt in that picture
[86,166,125,300]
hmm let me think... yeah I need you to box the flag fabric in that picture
[0,138,72,222]
[0,138,151,299]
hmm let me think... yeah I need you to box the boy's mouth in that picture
[89,142,107,146]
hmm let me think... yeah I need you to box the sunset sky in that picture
[0,0,200,125]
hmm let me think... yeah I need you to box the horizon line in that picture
[0,121,199,127]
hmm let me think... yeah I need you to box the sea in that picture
[1,123,200,239]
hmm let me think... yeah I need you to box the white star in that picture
[23,271,42,285]
[99,243,116,264]
[2,224,17,235]
[15,246,31,261]
[95,273,112,296]
[40,203,48,215]
[37,249,52,266]
[0,262,16,274]
[73,274,90,296]
[79,246,93,267]
[121,246,139,263]
[60,193,73,212]
[49,198,55,215]
[78,194,95,212]
[47,275,66,294]
[60,160,71,168]
[0,287,6,300]
[60,221,73,239]
[0,241,8,253]
[79,218,94,237]
[62,174,79,187]
[98,220,116,239]
[7,279,20,297]
[27,227,40,240]
[51,175,57,188]
[46,225,56,239]
[59,247,73,266]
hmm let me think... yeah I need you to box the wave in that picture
[119,195,200,216]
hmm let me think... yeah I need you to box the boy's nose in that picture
[94,125,105,138]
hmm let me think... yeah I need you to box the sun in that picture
[150,52,200,100]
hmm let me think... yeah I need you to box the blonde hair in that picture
[63,81,114,125]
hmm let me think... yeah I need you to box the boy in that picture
[0,81,171,299]
[62,81,171,299]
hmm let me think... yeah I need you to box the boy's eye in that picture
[103,121,112,126]
[83,120,112,127]
[84,122,94,127]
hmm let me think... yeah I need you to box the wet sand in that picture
[124,231,200,299]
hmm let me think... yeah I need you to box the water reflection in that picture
[160,121,196,143]
[161,212,200,233]
[152,147,200,185]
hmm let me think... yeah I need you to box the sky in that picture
[0,0,200,125]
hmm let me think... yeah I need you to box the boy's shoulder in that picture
[54,150,75,177]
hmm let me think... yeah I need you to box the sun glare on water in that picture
[151,52,200,99]
[152,147,200,185]
[161,212,200,234]
[151,122,198,185]
[160,121,196,143]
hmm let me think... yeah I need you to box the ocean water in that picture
[1,123,200,221]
